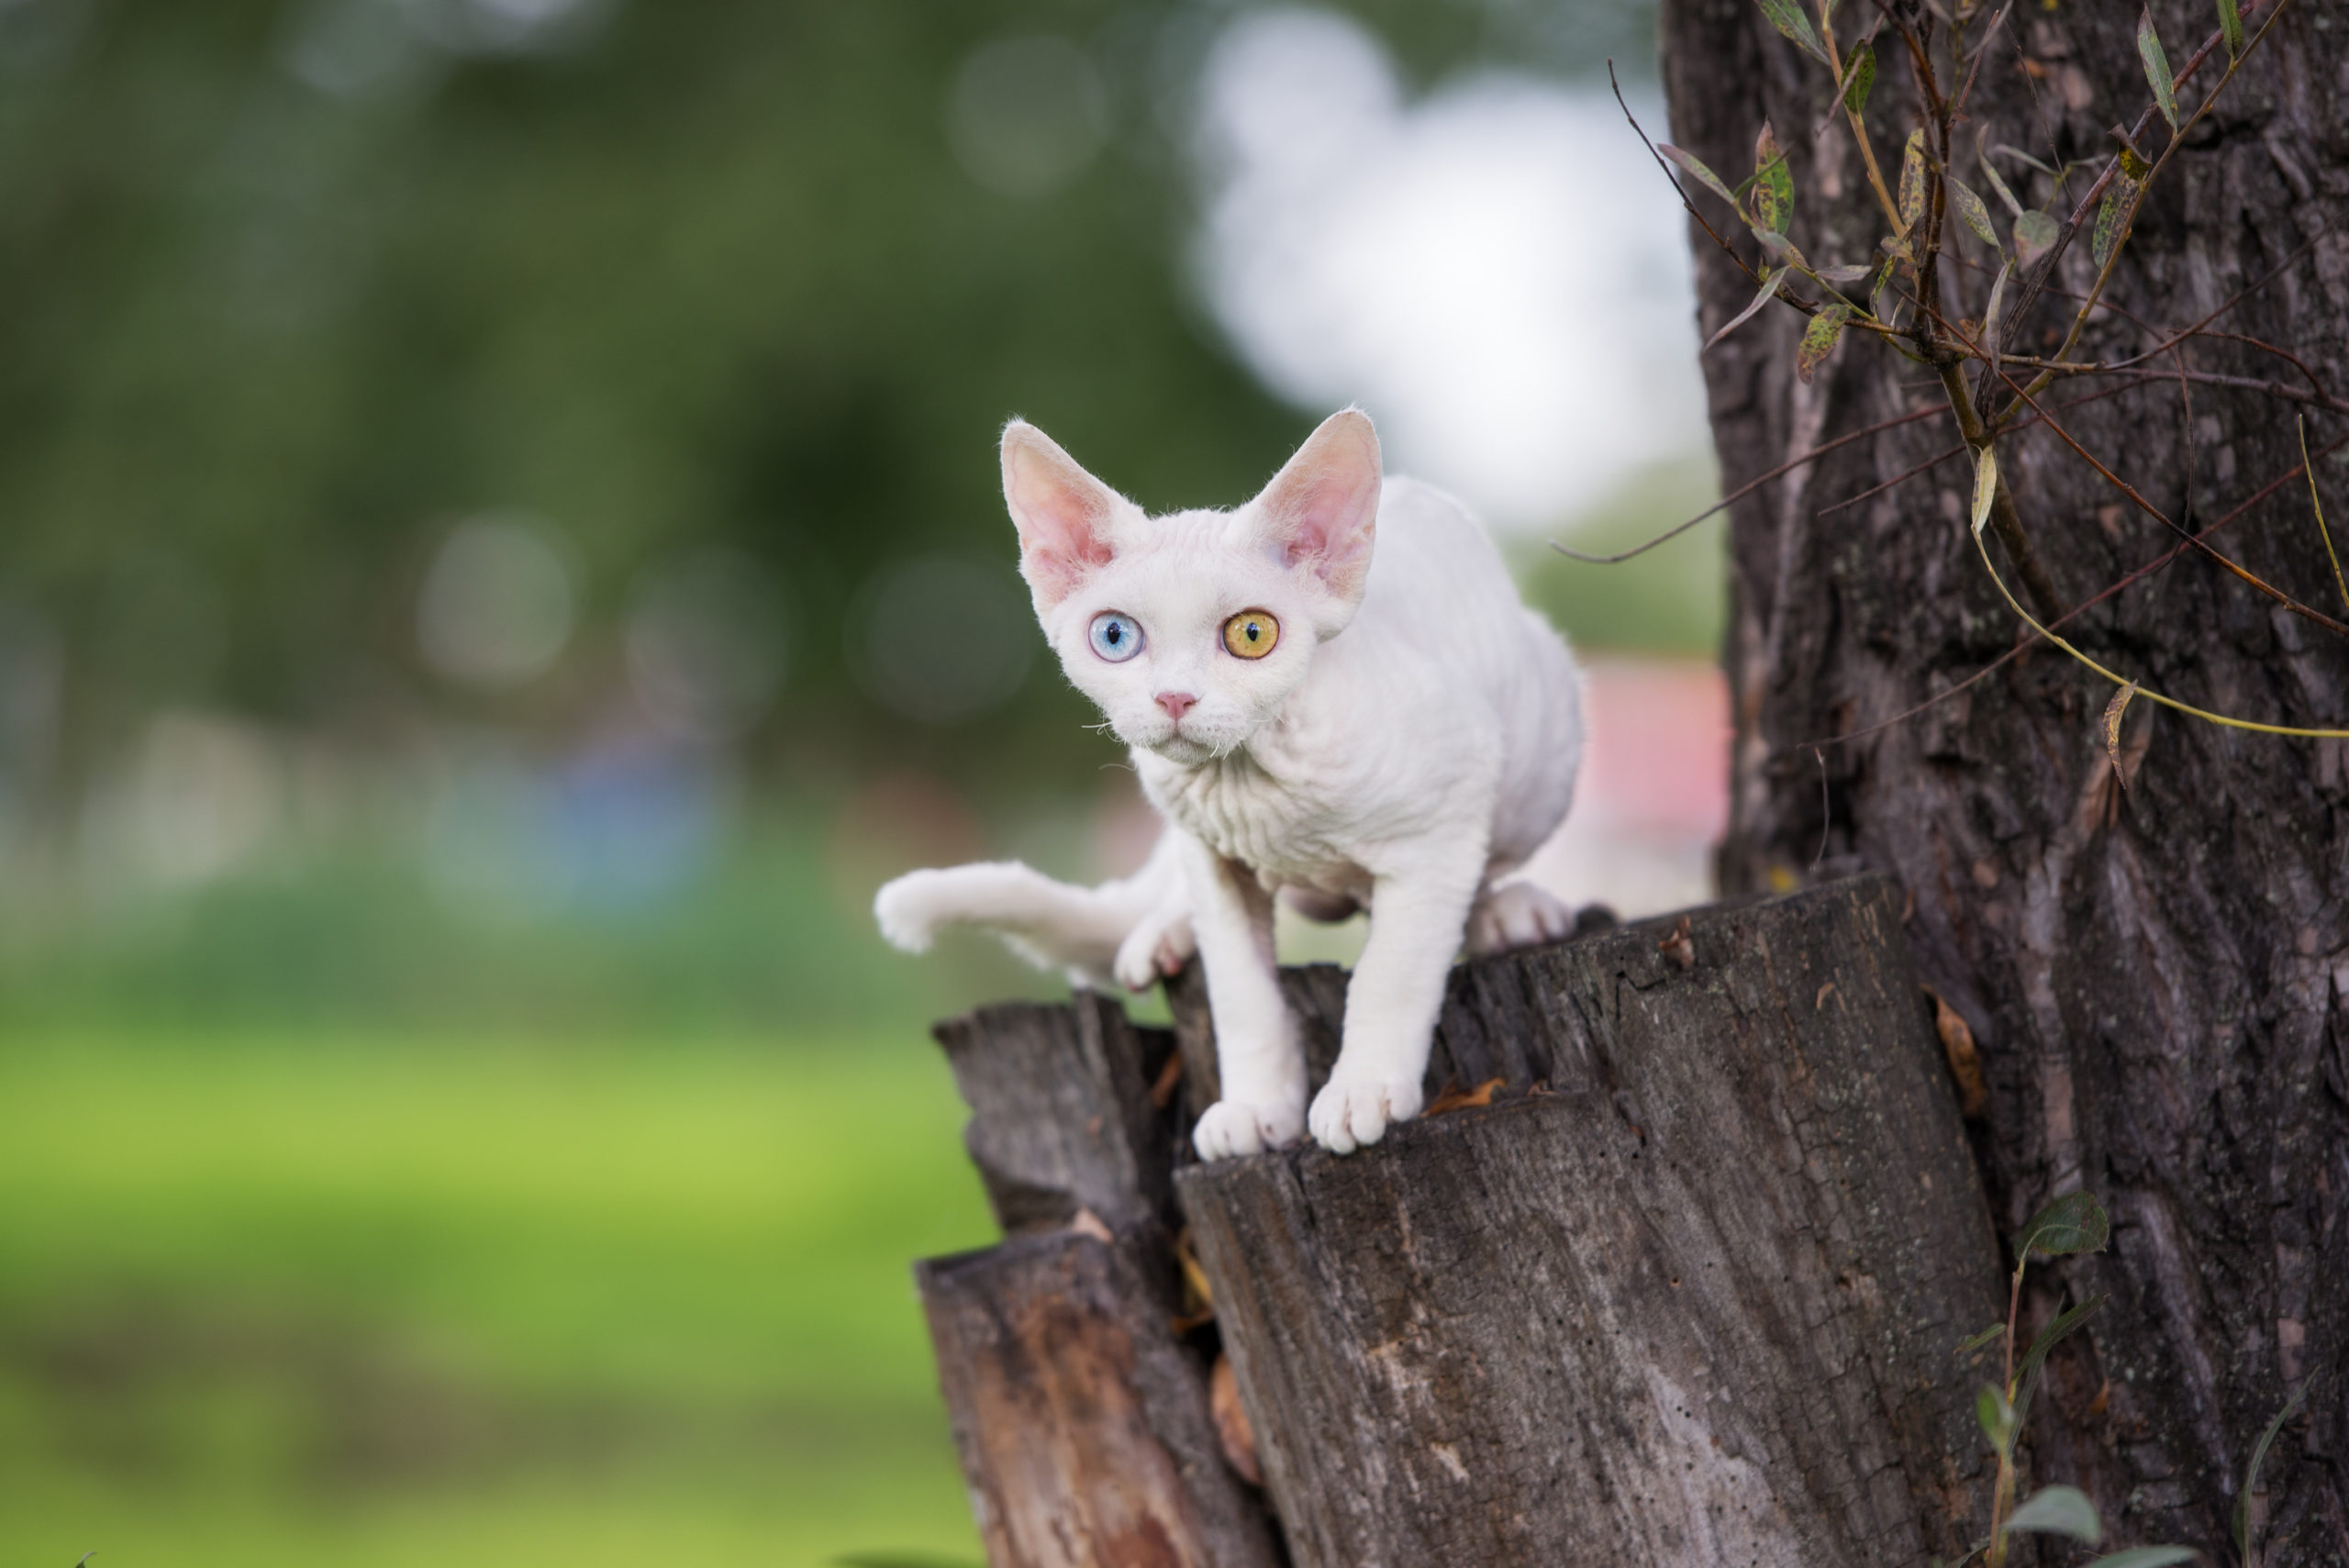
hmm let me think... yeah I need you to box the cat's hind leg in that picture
[1464,879,1578,956]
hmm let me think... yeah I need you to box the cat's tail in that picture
[874,828,1192,992]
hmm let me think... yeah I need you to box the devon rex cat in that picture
[875,409,1585,1159]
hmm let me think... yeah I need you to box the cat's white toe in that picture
[1465,882,1577,957]
[1308,1076,1424,1154]
[1114,912,1197,992]
[873,872,943,952]
[1193,1098,1304,1161]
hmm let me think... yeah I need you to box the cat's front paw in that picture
[1193,1097,1305,1161]
[1308,1075,1424,1154]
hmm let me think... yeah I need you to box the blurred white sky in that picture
[1191,7,1710,534]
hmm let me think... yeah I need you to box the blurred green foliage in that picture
[0,1031,999,1566]
[0,0,1672,809]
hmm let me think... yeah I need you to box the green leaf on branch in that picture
[2021,1190,2110,1259]
[1956,1322,2008,1355]
[2216,0,2243,59]
[1898,129,1928,234]
[1751,123,1795,236]
[2014,209,2061,267]
[2014,1292,2108,1429]
[1976,1381,2018,1456]
[1659,144,1739,208]
[1753,0,1831,64]
[1842,40,1876,113]
[2006,1485,2103,1544]
[1970,447,1998,539]
[1949,178,2000,250]
[1706,267,1783,350]
[1996,144,2062,178]
[1976,136,2024,217]
[2137,9,2178,133]
[1754,229,1805,267]
[2234,1384,2310,1565]
[2083,1550,2199,1568]
[1797,303,1851,383]
[1983,261,2011,347]
[2093,179,2142,272]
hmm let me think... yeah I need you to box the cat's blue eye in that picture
[1088,612,1144,662]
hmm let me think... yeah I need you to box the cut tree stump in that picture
[1174,875,2004,1568]
[916,990,1283,1568]
[917,875,2004,1567]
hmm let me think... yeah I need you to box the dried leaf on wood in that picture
[1658,915,1696,969]
[1210,1354,1263,1486]
[1426,1077,1506,1116]
[1922,985,1987,1118]
[1149,1049,1185,1109]
[1175,1226,1215,1316]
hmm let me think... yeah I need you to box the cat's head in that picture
[1001,409,1381,765]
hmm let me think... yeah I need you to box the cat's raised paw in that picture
[1308,1075,1424,1154]
[1113,907,1196,992]
[1465,881,1577,957]
[1193,1097,1304,1161]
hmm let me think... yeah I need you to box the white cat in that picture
[875,409,1585,1159]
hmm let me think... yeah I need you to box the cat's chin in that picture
[1126,728,1221,767]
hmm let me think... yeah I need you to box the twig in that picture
[1810,428,2349,751]
[1552,404,1949,564]
[2304,417,2349,615]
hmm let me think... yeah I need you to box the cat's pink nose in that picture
[1155,691,1197,720]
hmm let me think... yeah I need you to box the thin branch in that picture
[2000,0,2295,418]
[2304,417,2349,615]
[1810,428,2349,751]
[1551,404,1950,565]
[1987,361,2349,636]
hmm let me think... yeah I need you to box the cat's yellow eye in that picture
[1221,609,1279,660]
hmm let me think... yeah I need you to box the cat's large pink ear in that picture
[1252,408,1380,605]
[1002,420,1123,608]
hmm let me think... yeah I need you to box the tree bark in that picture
[918,1229,1285,1568]
[1657,1,2348,1558]
[1175,877,2004,1568]
[918,995,1285,1568]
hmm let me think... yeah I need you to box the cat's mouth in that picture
[1132,717,1219,762]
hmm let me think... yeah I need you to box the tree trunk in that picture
[1175,877,2003,1568]
[1657,1,2348,1558]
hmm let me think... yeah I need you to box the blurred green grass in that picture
[0,1030,996,1568]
